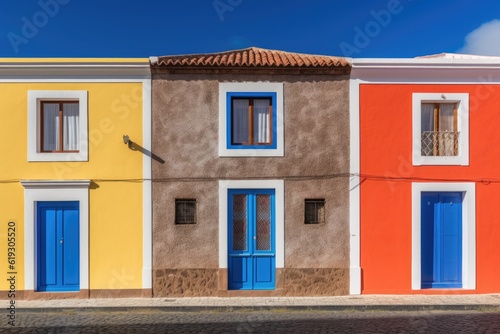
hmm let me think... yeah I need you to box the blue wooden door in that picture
[421,192,462,288]
[228,189,275,290]
[37,201,80,292]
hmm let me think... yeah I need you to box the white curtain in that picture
[43,103,60,151]
[438,104,454,131]
[253,99,270,143]
[438,103,455,155]
[63,103,79,151]
[420,103,434,156]
[421,103,434,131]
[232,99,249,144]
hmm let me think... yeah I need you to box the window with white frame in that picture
[412,93,469,166]
[41,101,80,153]
[28,90,88,162]
[219,82,283,157]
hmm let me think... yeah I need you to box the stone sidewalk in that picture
[11,294,500,312]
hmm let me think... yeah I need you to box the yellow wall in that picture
[0,82,144,290]
[1,185,24,289]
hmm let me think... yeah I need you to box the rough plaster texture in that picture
[285,179,349,268]
[152,73,349,179]
[152,72,350,296]
[153,181,219,269]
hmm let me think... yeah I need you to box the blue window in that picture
[226,92,277,149]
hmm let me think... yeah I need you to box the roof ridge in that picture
[155,46,343,59]
[152,47,351,69]
[154,46,262,59]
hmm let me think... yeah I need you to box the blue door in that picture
[421,192,462,288]
[37,201,80,292]
[228,189,275,290]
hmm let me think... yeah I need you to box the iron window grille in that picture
[304,199,325,224]
[175,199,197,225]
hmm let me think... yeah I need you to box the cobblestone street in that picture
[3,309,500,333]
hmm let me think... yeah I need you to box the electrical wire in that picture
[1,172,499,184]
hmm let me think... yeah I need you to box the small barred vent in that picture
[175,199,197,225]
[305,199,325,224]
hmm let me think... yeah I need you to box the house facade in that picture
[9,50,499,299]
[351,54,500,294]
[0,59,152,299]
[151,47,352,296]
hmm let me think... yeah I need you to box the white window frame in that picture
[28,90,88,162]
[412,93,469,166]
[411,182,476,290]
[21,180,90,292]
[219,82,284,157]
[218,179,284,269]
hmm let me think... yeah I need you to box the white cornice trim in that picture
[352,58,500,82]
[0,63,150,78]
[354,57,500,66]
[21,180,91,189]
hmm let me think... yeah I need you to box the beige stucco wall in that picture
[153,181,219,268]
[152,72,350,295]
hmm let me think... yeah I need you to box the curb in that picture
[16,304,500,313]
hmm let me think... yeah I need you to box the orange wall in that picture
[360,83,500,294]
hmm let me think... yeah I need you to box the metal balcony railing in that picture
[421,131,459,156]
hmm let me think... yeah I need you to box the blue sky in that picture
[1,0,500,58]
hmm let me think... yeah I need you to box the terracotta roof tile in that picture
[153,47,350,69]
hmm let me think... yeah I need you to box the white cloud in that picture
[458,20,500,56]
